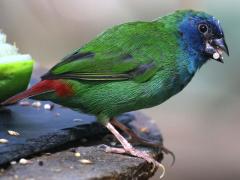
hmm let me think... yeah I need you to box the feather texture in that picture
[2,10,226,123]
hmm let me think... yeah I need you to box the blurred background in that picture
[0,0,239,179]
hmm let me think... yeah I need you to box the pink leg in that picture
[110,117,175,166]
[104,122,165,179]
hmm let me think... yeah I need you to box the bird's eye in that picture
[198,24,208,34]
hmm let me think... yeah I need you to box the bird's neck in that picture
[186,48,208,74]
[178,35,209,75]
[175,41,208,89]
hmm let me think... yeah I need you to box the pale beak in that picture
[205,38,229,63]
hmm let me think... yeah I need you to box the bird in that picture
[2,9,229,177]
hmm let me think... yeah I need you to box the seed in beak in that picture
[213,52,220,60]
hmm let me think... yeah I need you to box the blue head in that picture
[178,10,229,71]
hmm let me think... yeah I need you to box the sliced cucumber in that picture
[0,32,34,103]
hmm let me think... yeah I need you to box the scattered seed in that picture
[213,52,220,60]
[8,130,20,136]
[19,158,31,165]
[19,101,30,106]
[0,138,8,144]
[75,152,81,157]
[10,161,17,165]
[44,104,53,110]
[73,118,83,122]
[140,127,149,133]
[55,113,60,117]
[79,159,92,164]
[13,174,19,179]
[32,101,41,108]
[38,161,44,166]
[110,141,117,146]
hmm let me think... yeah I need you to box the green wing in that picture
[42,21,169,83]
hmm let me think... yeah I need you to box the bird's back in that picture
[4,11,199,118]
[34,17,193,117]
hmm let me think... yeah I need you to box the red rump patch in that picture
[1,80,74,105]
[37,80,74,97]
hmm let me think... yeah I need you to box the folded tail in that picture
[1,80,73,105]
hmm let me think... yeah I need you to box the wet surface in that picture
[0,145,162,180]
[0,101,142,166]
[0,104,163,179]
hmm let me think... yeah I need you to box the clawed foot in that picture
[161,146,175,166]
[110,117,175,166]
[104,122,168,179]
[98,144,165,178]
